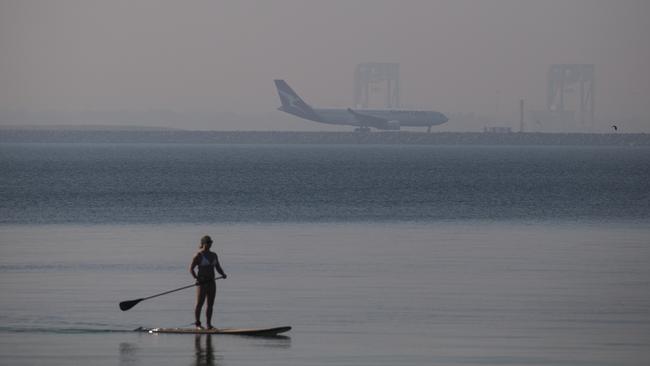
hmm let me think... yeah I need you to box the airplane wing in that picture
[346,108,398,130]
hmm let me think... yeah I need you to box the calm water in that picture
[1,144,649,224]
[1,143,649,365]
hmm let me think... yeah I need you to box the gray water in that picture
[2,144,649,224]
[1,144,649,365]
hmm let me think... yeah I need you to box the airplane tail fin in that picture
[274,80,321,121]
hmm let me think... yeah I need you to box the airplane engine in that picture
[385,121,401,130]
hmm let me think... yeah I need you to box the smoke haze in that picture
[1,0,648,131]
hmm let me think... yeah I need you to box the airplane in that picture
[274,79,448,132]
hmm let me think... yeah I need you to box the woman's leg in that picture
[205,282,216,328]
[195,285,207,327]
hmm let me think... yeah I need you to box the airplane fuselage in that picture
[274,79,448,131]
[313,108,447,128]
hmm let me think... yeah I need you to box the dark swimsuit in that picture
[197,252,217,285]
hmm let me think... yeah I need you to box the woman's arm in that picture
[214,254,227,279]
[189,254,199,280]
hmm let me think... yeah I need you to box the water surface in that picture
[1,144,649,365]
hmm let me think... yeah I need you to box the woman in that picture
[190,235,227,329]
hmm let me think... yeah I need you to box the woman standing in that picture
[190,235,227,329]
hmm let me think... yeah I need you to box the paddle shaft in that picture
[144,276,224,300]
[120,276,224,311]
[140,283,196,301]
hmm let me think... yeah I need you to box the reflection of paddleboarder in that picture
[190,235,227,329]
[194,334,215,366]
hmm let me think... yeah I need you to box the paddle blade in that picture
[119,298,144,311]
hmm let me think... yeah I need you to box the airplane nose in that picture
[440,113,449,123]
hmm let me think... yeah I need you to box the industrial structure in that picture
[547,64,595,127]
[354,63,400,109]
[532,64,595,132]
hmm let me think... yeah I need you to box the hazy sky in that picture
[1,0,648,131]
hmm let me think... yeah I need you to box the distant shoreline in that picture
[1,128,648,146]
[0,124,179,131]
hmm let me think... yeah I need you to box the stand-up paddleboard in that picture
[135,326,291,336]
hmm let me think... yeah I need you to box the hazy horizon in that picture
[1,0,648,132]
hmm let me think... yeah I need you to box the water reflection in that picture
[118,332,290,366]
[119,342,139,366]
[193,334,221,366]
[251,335,292,348]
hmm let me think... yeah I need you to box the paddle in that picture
[119,276,224,311]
